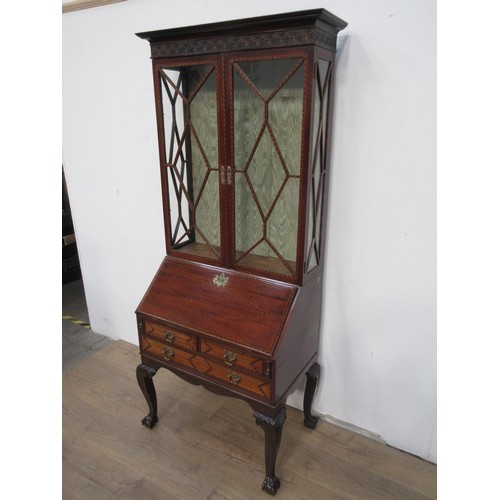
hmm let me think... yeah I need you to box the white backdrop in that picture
[63,0,436,462]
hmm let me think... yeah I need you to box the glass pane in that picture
[161,70,185,166]
[195,170,220,250]
[236,59,298,100]
[312,72,322,157]
[160,63,220,261]
[191,71,218,173]
[237,241,293,276]
[312,141,322,205]
[267,178,300,273]
[247,130,286,216]
[167,159,191,246]
[306,193,316,272]
[233,57,304,277]
[268,65,304,176]
[306,60,331,273]
[234,172,263,255]
[233,71,264,170]
[318,59,330,93]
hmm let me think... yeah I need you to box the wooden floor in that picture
[63,340,436,499]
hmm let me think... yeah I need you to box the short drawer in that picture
[143,319,197,351]
[140,336,196,367]
[140,336,271,400]
[200,339,265,375]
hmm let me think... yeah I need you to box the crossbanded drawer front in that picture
[140,336,195,367]
[140,336,271,400]
[206,361,271,399]
[200,339,264,375]
[143,319,196,351]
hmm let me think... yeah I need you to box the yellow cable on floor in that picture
[62,315,91,329]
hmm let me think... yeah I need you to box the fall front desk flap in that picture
[137,257,297,355]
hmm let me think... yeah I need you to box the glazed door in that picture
[227,50,309,280]
[154,57,226,263]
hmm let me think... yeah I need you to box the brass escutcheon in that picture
[227,372,240,386]
[163,348,174,361]
[213,272,229,288]
[163,331,175,343]
[223,350,237,367]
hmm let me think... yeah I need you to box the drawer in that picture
[206,361,271,400]
[140,336,271,400]
[140,335,196,367]
[143,319,197,351]
[200,339,265,375]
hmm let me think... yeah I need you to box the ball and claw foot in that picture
[141,414,158,429]
[262,475,281,495]
[303,414,318,429]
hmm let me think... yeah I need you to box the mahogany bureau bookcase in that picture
[135,9,347,495]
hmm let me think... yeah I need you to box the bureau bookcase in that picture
[135,9,347,494]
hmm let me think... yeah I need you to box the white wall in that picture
[63,0,436,462]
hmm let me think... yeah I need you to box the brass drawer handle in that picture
[223,350,237,367]
[163,348,174,361]
[163,331,175,343]
[227,372,240,386]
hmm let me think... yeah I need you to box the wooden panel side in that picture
[274,274,323,400]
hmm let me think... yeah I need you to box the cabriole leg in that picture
[136,363,158,428]
[303,362,320,429]
[254,407,287,495]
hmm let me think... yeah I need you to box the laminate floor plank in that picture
[63,340,436,499]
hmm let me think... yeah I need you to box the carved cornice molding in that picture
[315,29,339,52]
[150,27,338,58]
